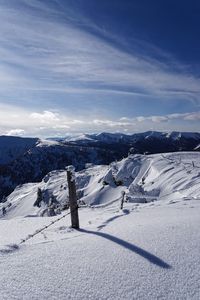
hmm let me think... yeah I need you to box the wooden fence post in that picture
[66,166,79,229]
[120,191,125,210]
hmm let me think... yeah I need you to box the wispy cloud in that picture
[0,0,200,105]
[121,111,200,123]
[139,112,200,123]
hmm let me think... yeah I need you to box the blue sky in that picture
[0,0,200,137]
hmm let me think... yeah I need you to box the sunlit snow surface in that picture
[0,152,200,299]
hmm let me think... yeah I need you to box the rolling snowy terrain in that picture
[1,151,200,218]
[0,152,200,299]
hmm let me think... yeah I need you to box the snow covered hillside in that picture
[0,136,115,199]
[1,152,200,219]
[0,152,200,299]
[1,132,199,200]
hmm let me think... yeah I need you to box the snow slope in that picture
[0,197,200,299]
[1,152,200,218]
[0,152,200,299]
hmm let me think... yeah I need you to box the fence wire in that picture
[19,209,74,245]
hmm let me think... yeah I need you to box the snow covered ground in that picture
[1,200,200,299]
[0,152,200,299]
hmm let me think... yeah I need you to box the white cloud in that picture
[30,111,60,124]
[52,125,70,129]
[136,116,146,122]
[70,120,85,125]
[133,111,200,123]
[5,129,25,136]
[182,112,200,121]
[150,116,169,123]
[119,117,130,121]
[166,112,200,122]
[0,103,199,137]
[92,119,133,127]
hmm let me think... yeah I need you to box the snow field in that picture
[0,200,200,299]
[0,152,200,299]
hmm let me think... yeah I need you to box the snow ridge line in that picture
[19,209,73,245]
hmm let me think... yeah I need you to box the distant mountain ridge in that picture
[62,130,200,154]
[0,131,199,200]
[65,131,200,142]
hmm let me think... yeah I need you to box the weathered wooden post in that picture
[120,191,126,210]
[66,166,79,229]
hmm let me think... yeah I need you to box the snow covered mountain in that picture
[62,130,200,143]
[63,131,200,154]
[0,137,118,199]
[2,151,200,218]
[0,131,199,200]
